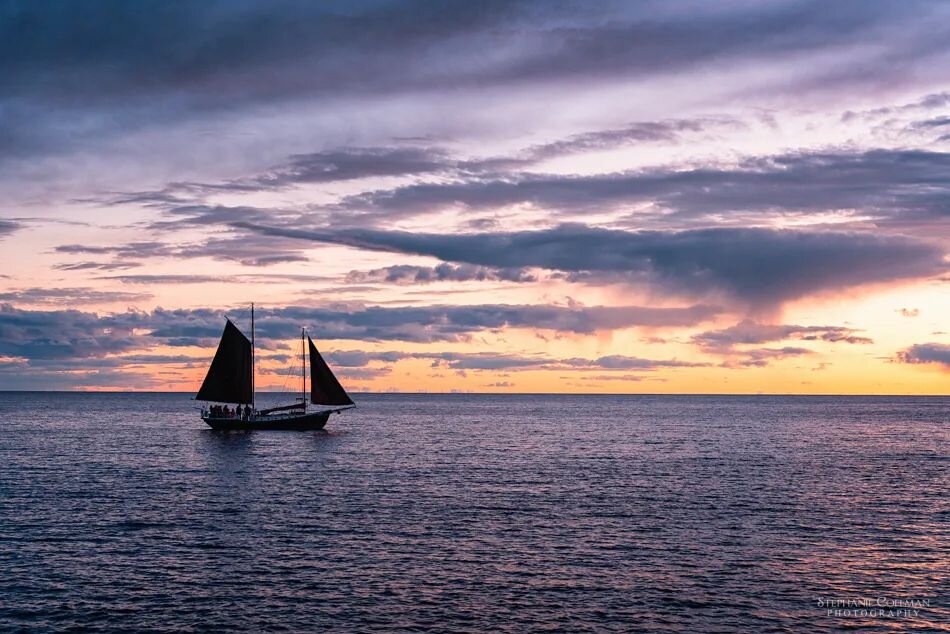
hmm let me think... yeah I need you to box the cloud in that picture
[841,91,950,122]
[324,149,950,231]
[722,346,814,368]
[561,355,706,370]
[337,367,393,381]
[426,353,552,370]
[0,301,719,365]
[0,348,204,389]
[98,273,334,285]
[0,295,721,391]
[128,117,734,199]
[54,242,167,256]
[324,349,707,372]
[6,1,947,160]
[323,350,411,367]
[260,302,720,342]
[911,115,950,130]
[219,146,456,190]
[692,320,873,352]
[98,274,226,285]
[346,263,536,285]
[0,287,152,305]
[54,221,313,267]
[690,319,871,367]
[0,364,165,390]
[86,146,950,281]
[518,118,737,162]
[575,374,665,382]
[0,219,20,238]
[53,261,142,272]
[0,304,149,360]
[895,342,950,370]
[238,223,946,308]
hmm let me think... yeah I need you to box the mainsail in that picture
[309,336,354,406]
[196,319,253,404]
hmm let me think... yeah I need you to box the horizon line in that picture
[0,390,946,398]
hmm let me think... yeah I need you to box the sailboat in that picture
[196,304,354,430]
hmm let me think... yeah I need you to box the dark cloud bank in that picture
[4,0,946,159]
[0,301,720,361]
[0,301,722,388]
[118,145,950,237]
[237,223,946,308]
[319,149,950,232]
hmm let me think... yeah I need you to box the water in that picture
[0,393,946,632]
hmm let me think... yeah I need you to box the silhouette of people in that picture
[208,404,252,419]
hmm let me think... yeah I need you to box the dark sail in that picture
[309,337,354,406]
[196,320,253,404]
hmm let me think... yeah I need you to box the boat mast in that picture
[251,303,255,410]
[301,327,306,406]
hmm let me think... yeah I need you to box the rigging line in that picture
[275,350,297,400]
[267,336,301,407]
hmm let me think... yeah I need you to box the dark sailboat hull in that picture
[202,410,331,431]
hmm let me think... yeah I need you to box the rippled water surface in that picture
[0,393,947,632]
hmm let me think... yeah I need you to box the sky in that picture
[0,0,948,394]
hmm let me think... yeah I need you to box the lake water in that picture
[0,392,946,632]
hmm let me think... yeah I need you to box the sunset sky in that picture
[1,0,948,394]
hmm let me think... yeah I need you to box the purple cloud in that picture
[896,343,950,370]
[692,320,873,352]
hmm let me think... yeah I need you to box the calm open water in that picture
[0,392,947,632]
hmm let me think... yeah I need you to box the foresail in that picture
[309,337,354,406]
[196,319,253,403]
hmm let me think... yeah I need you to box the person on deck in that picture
[236,404,243,419]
